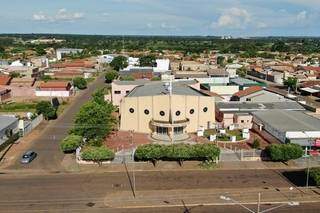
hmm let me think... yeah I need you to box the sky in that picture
[0,0,320,36]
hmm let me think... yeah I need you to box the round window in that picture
[189,109,194,114]
[144,109,149,115]
[129,108,134,113]
[175,111,181,116]
[203,107,208,112]
[160,111,165,116]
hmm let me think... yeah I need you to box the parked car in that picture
[20,151,37,164]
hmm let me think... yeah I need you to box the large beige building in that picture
[120,81,215,141]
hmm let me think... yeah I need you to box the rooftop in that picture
[127,80,205,97]
[113,79,150,86]
[39,81,70,89]
[216,101,305,112]
[0,115,18,131]
[230,77,262,86]
[0,75,11,85]
[232,86,263,98]
[252,109,320,132]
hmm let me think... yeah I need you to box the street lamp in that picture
[220,191,299,213]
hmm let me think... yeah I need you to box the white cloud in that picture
[296,10,307,22]
[32,8,84,22]
[213,8,251,29]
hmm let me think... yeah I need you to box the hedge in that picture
[310,168,320,186]
[134,143,220,162]
[81,146,115,162]
[265,143,303,162]
[60,134,83,153]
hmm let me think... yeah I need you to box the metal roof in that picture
[252,109,320,132]
[230,77,261,86]
[127,80,205,97]
[216,101,305,112]
[0,115,18,131]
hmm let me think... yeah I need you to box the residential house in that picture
[230,86,288,102]
[36,81,73,97]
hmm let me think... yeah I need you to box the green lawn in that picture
[203,129,244,141]
[0,102,38,112]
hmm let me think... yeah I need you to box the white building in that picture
[154,59,170,73]
[56,48,83,60]
[225,64,243,78]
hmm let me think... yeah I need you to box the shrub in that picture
[60,134,83,153]
[309,168,320,186]
[252,138,260,149]
[73,77,87,89]
[87,138,103,147]
[81,146,115,163]
[266,143,303,162]
[151,76,161,81]
[134,143,220,163]
[120,75,135,81]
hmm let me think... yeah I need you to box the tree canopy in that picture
[110,56,128,71]
[73,90,115,140]
[73,77,87,90]
[139,55,156,67]
[105,70,119,83]
[36,101,57,120]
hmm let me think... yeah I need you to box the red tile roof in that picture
[39,81,70,89]
[0,75,12,85]
[233,86,263,98]
[302,66,320,72]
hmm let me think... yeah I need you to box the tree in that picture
[236,66,247,77]
[81,146,115,165]
[36,101,57,120]
[217,56,225,67]
[310,168,320,186]
[283,77,298,93]
[73,77,87,90]
[35,46,46,56]
[139,55,156,67]
[110,56,128,71]
[73,96,115,141]
[60,134,83,153]
[91,88,106,105]
[105,70,119,83]
[271,41,290,52]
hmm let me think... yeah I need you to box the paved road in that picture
[7,74,106,171]
[0,169,316,212]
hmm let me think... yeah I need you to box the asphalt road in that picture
[0,169,316,212]
[7,74,107,171]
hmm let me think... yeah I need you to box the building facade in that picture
[119,81,215,141]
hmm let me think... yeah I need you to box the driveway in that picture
[5,74,107,172]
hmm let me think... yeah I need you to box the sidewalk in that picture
[59,158,305,174]
[104,186,320,209]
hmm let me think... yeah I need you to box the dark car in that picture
[20,151,37,164]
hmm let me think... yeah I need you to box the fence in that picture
[219,149,264,162]
[21,114,44,136]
